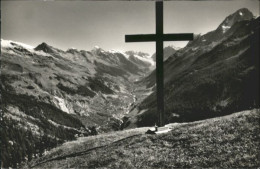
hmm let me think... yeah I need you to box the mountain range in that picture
[1,8,259,168]
[1,38,154,167]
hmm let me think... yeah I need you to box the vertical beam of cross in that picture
[125,1,193,127]
[156,1,164,127]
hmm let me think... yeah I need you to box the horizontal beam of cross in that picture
[125,33,193,42]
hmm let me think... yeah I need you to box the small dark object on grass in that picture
[145,129,156,134]
[146,124,157,134]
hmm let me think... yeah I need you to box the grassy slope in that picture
[28,109,259,168]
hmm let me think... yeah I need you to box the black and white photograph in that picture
[1,0,259,168]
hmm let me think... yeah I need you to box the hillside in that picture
[127,9,260,127]
[27,109,260,168]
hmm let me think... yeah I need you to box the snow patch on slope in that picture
[48,119,77,130]
[54,96,73,114]
[222,25,231,33]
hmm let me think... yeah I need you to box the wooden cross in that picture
[125,1,193,127]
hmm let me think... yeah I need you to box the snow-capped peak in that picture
[1,39,34,50]
[218,8,253,34]
[108,49,127,57]
[108,49,124,54]
[92,45,105,52]
[91,45,105,54]
[1,39,51,56]
[125,52,154,66]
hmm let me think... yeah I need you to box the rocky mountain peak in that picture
[185,9,254,48]
[91,46,105,55]
[217,8,253,33]
[66,48,80,54]
[165,45,181,51]
[34,42,55,53]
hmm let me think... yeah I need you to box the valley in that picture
[0,39,156,167]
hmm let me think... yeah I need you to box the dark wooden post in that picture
[155,1,164,126]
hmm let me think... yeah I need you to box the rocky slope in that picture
[126,8,259,127]
[0,40,154,167]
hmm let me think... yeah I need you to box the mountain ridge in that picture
[125,9,259,127]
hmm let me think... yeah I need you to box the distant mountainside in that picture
[125,8,259,127]
[151,45,180,62]
[0,40,154,167]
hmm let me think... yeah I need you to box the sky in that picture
[1,0,259,55]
